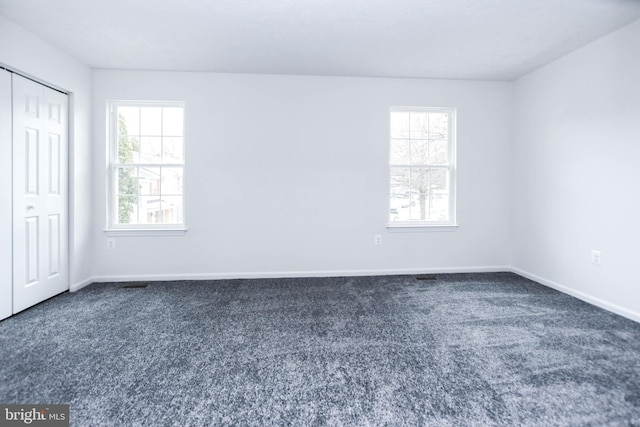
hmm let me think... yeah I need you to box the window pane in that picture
[162,107,184,136]
[160,196,183,224]
[162,137,184,163]
[161,167,183,195]
[408,193,423,220]
[139,167,161,196]
[410,139,428,165]
[390,167,410,199]
[390,197,411,222]
[140,107,162,135]
[117,109,140,164]
[140,195,162,225]
[429,169,449,194]
[139,137,162,163]
[116,195,138,224]
[116,166,138,196]
[138,195,183,225]
[409,168,429,194]
[117,107,140,135]
[389,206,401,222]
[390,112,410,138]
[390,139,410,165]
[429,139,448,165]
[429,113,449,136]
[118,135,139,163]
[429,195,449,221]
[390,167,410,222]
[410,112,428,139]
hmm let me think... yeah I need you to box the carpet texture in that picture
[1,272,640,426]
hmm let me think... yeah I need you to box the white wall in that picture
[512,19,640,320]
[92,71,512,280]
[0,16,93,290]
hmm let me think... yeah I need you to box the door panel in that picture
[49,214,60,277]
[12,74,69,313]
[25,217,39,285]
[49,134,61,194]
[0,70,11,321]
[25,128,39,194]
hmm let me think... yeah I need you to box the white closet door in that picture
[0,70,11,321]
[12,74,69,314]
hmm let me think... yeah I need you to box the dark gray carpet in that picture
[1,272,640,426]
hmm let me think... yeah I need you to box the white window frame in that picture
[106,100,187,235]
[388,106,457,230]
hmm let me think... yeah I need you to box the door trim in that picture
[0,64,69,95]
[0,69,12,321]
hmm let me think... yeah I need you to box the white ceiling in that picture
[1,0,640,80]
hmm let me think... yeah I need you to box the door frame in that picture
[0,69,12,321]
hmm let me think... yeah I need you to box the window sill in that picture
[104,228,187,237]
[386,224,459,232]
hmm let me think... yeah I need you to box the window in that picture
[108,101,185,231]
[389,107,456,226]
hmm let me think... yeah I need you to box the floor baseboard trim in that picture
[69,277,94,293]
[67,267,640,324]
[90,265,510,284]
[510,267,640,323]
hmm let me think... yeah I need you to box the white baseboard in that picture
[69,277,94,293]
[69,266,640,323]
[510,267,640,323]
[90,265,510,283]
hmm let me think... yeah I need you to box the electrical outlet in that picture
[374,234,382,245]
[591,250,601,266]
[107,238,116,250]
